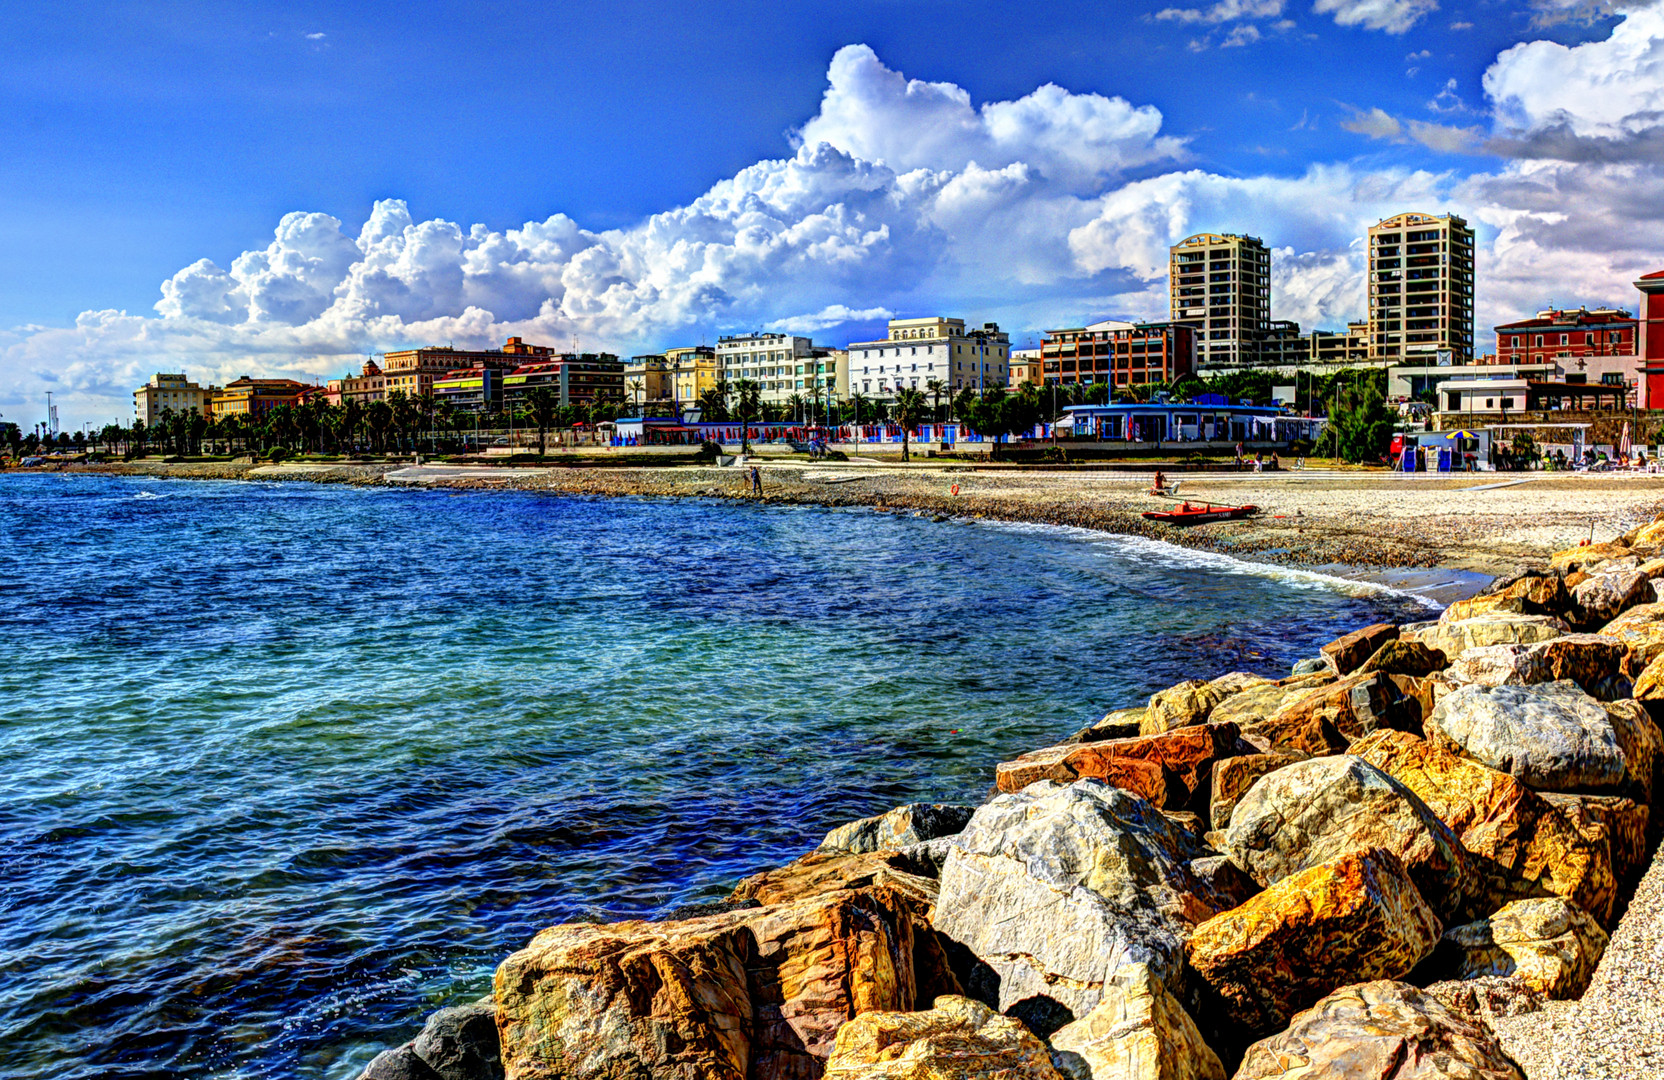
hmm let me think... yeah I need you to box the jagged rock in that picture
[1185,856,1260,908]
[1047,962,1225,1080]
[1541,792,1650,884]
[995,723,1241,813]
[1141,680,1229,735]
[1388,673,1440,726]
[1250,671,1406,757]
[1425,681,1630,794]
[1408,613,1568,663]
[893,837,958,879]
[932,780,1239,1020]
[1291,657,1329,676]
[1421,897,1608,999]
[1207,673,1334,729]
[1444,634,1629,698]
[1475,570,1573,616]
[1161,810,1207,842]
[1634,651,1664,701]
[1351,729,1615,923]
[410,1004,500,1080]
[823,995,1062,1079]
[1322,623,1399,675]
[1187,848,1442,1037]
[1633,520,1664,547]
[819,804,976,854]
[1066,708,1146,745]
[361,1045,440,1080]
[1233,981,1525,1080]
[1208,752,1302,831]
[1209,671,1273,694]
[1221,755,1470,921]
[1598,602,1664,673]
[1573,569,1653,626]
[1606,696,1663,803]
[495,854,954,1080]
[1423,975,1546,1023]
[1360,639,1448,677]
[1550,541,1634,576]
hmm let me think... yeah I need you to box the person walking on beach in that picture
[749,465,762,497]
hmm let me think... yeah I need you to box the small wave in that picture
[131,491,166,500]
[973,518,1447,610]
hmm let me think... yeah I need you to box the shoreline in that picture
[25,457,1664,577]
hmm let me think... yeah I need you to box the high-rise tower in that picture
[1367,212,1475,363]
[1169,233,1270,370]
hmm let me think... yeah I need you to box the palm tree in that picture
[340,398,362,454]
[627,378,644,413]
[365,400,394,453]
[893,387,927,462]
[926,378,946,423]
[784,393,806,425]
[733,379,762,454]
[525,386,559,456]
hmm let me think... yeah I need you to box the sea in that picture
[0,473,1465,1078]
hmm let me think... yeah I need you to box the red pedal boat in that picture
[1142,501,1260,525]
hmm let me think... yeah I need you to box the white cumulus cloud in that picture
[1313,0,1441,34]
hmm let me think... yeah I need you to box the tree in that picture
[525,386,559,456]
[733,379,762,454]
[1328,381,1395,463]
[951,387,978,424]
[893,387,927,462]
[627,378,644,412]
[925,378,946,423]
[365,400,393,453]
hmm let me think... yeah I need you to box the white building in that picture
[715,333,817,406]
[1169,232,1270,371]
[845,317,1009,400]
[134,373,214,427]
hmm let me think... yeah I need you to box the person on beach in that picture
[750,465,762,497]
[1150,470,1167,495]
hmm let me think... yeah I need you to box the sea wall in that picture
[354,520,1664,1079]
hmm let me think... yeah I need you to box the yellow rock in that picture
[1048,963,1225,1080]
[824,995,1063,1079]
[1141,679,1230,736]
[1437,897,1608,999]
[1598,602,1664,672]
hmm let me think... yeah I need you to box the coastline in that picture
[30,457,1664,577]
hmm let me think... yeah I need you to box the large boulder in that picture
[1046,962,1225,1080]
[995,723,1241,814]
[823,995,1062,1080]
[1573,569,1653,626]
[1140,680,1230,735]
[1208,752,1303,832]
[931,780,1239,1020]
[1598,602,1664,673]
[819,804,976,855]
[494,854,953,1080]
[1207,673,1334,729]
[1409,613,1568,662]
[1187,848,1442,1039]
[1421,897,1608,999]
[1606,696,1664,802]
[1322,622,1399,675]
[1550,541,1634,577]
[1251,671,1406,756]
[1474,569,1573,616]
[1221,755,1470,921]
[1425,681,1631,794]
[1360,639,1449,678]
[1232,981,1525,1080]
[1351,729,1615,923]
[1444,634,1629,698]
[1065,707,1147,745]
[1541,792,1651,884]
[360,1046,440,1080]
[410,1004,500,1080]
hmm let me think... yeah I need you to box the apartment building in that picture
[433,364,503,412]
[623,355,673,408]
[1367,212,1475,363]
[134,373,216,426]
[327,359,385,407]
[381,336,553,398]
[845,317,1009,399]
[1494,307,1637,365]
[1255,321,1373,369]
[1009,348,1042,387]
[1169,233,1270,371]
[211,377,310,419]
[665,346,717,407]
[1039,320,1196,388]
[501,354,625,409]
[714,332,816,406]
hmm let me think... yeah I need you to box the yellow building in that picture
[623,355,674,408]
[210,377,309,419]
[381,337,552,398]
[665,346,717,406]
[1009,348,1042,387]
[134,373,216,426]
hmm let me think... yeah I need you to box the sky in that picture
[2,0,1662,429]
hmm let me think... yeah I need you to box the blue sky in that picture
[2,0,1659,427]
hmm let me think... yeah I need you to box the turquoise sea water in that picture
[0,474,1441,1078]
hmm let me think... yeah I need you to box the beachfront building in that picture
[1387,361,1557,402]
[1055,398,1317,444]
[1368,212,1475,364]
[1493,307,1637,365]
[328,359,385,407]
[623,355,673,411]
[381,337,553,399]
[501,353,625,409]
[665,346,717,409]
[715,332,816,407]
[1169,232,1270,371]
[433,363,503,413]
[844,317,1009,401]
[211,377,310,419]
[134,373,216,426]
[1009,348,1042,387]
[1039,320,1196,389]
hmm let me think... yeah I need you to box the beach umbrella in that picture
[1620,421,1633,460]
[1448,430,1478,440]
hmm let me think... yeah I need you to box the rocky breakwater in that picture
[358,518,1664,1080]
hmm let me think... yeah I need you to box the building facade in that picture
[623,356,674,409]
[1368,212,1475,364]
[1009,348,1042,387]
[1494,308,1637,367]
[501,354,625,409]
[211,377,310,419]
[1039,320,1196,388]
[328,359,385,407]
[1169,233,1270,371]
[134,373,215,426]
[844,317,1009,400]
[665,346,717,407]
[381,336,554,399]
[715,333,815,406]
[433,364,503,412]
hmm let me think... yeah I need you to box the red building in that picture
[1040,320,1196,388]
[1494,307,1636,365]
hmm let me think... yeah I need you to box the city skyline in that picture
[3,1,1662,428]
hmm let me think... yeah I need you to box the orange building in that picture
[380,337,555,398]
[211,377,310,419]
